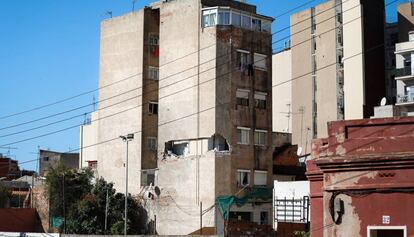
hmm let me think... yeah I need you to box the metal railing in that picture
[397,94,414,104]
[274,196,310,223]
[395,66,414,78]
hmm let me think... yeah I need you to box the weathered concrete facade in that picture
[307,117,414,237]
[38,150,79,177]
[80,8,160,193]
[151,0,274,234]
[81,0,274,234]
[291,0,386,153]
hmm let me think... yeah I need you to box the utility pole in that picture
[62,173,66,234]
[200,202,203,235]
[105,187,109,231]
[120,133,134,237]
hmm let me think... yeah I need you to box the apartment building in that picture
[80,7,160,194]
[290,0,385,152]
[80,0,274,234]
[395,2,414,116]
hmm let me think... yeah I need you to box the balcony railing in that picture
[397,94,414,104]
[395,66,414,78]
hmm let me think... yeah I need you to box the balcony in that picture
[396,93,414,106]
[395,66,414,81]
[395,41,414,54]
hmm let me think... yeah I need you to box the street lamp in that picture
[120,133,134,236]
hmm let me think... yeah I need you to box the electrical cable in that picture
[0,0,399,161]
[0,0,383,136]
[0,0,362,123]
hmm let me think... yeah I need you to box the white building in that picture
[395,31,414,116]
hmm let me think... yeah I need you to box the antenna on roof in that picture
[105,11,113,18]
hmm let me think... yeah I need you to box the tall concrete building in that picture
[395,2,414,116]
[272,49,292,134]
[290,0,385,152]
[81,0,275,234]
[80,7,160,194]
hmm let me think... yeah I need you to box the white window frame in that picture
[254,129,267,146]
[236,89,250,106]
[148,66,159,80]
[237,49,251,71]
[149,101,158,115]
[367,226,407,237]
[237,127,250,145]
[254,170,267,186]
[237,169,251,187]
[148,137,157,151]
[254,53,267,71]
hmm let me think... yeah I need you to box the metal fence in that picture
[274,196,310,223]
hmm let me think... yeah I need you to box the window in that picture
[237,127,250,145]
[254,170,267,186]
[254,130,267,146]
[254,92,267,109]
[241,15,251,29]
[218,11,230,25]
[254,53,267,70]
[141,170,156,187]
[252,18,262,31]
[202,9,217,27]
[149,33,159,45]
[337,12,343,24]
[231,12,241,26]
[148,137,157,151]
[148,66,159,80]
[236,89,249,106]
[149,101,158,115]
[43,156,49,161]
[260,212,268,225]
[262,20,271,33]
[237,169,250,187]
[237,50,251,71]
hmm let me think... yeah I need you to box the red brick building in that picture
[307,117,414,237]
[0,156,20,180]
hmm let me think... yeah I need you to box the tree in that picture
[64,177,148,235]
[45,163,93,231]
[0,182,11,208]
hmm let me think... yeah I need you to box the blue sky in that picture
[0,0,401,171]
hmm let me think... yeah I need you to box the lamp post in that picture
[120,133,134,236]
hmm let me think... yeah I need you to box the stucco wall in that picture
[291,8,313,153]
[97,11,145,194]
[79,112,98,169]
[272,50,292,134]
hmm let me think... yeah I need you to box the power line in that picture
[0,0,396,138]
[0,0,396,146]
[0,0,351,123]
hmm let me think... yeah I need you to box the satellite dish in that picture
[380,97,387,106]
[154,186,161,196]
[297,147,303,156]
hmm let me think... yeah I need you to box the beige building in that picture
[80,7,160,194]
[290,0,385,152]
[272,49,292,134]
[395,2,414,116]
[81,0,275,235]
